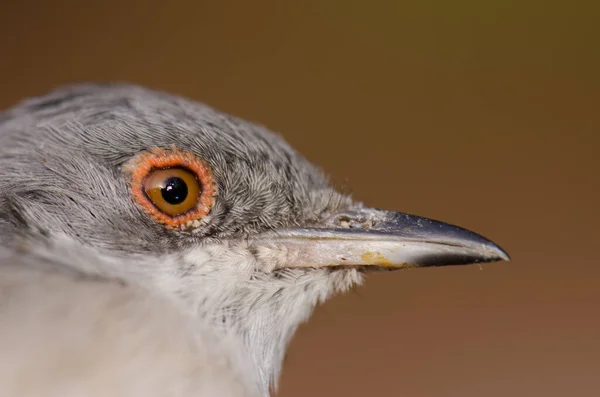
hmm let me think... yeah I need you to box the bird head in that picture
[0,84,508,394]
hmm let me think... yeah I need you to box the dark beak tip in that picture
[494,246,511,262]
[477,235,510,263]
[499,249,511,262]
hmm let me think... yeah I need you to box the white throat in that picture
[171,243,363,395]
[41,237,363,396]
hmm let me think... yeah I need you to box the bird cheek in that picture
[180,242,261,275]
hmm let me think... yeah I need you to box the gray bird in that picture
[0,84,509,397]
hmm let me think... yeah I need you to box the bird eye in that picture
[125,148,217,229]
[143,168,200,216]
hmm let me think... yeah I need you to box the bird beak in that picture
[252,208,509,270]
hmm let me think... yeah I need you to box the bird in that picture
[0,84,509,397]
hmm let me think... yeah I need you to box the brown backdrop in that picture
[1,1,598,396]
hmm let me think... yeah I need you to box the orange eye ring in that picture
[125,147,217,230]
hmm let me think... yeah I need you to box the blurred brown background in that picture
[1,1,598,396]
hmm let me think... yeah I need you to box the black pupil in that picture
[161,177,188,205]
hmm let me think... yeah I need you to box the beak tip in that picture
[480,240,510,263]
[496,246,511,262]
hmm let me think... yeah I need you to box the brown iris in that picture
[143,168,200,216]
[125,147,217,229]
